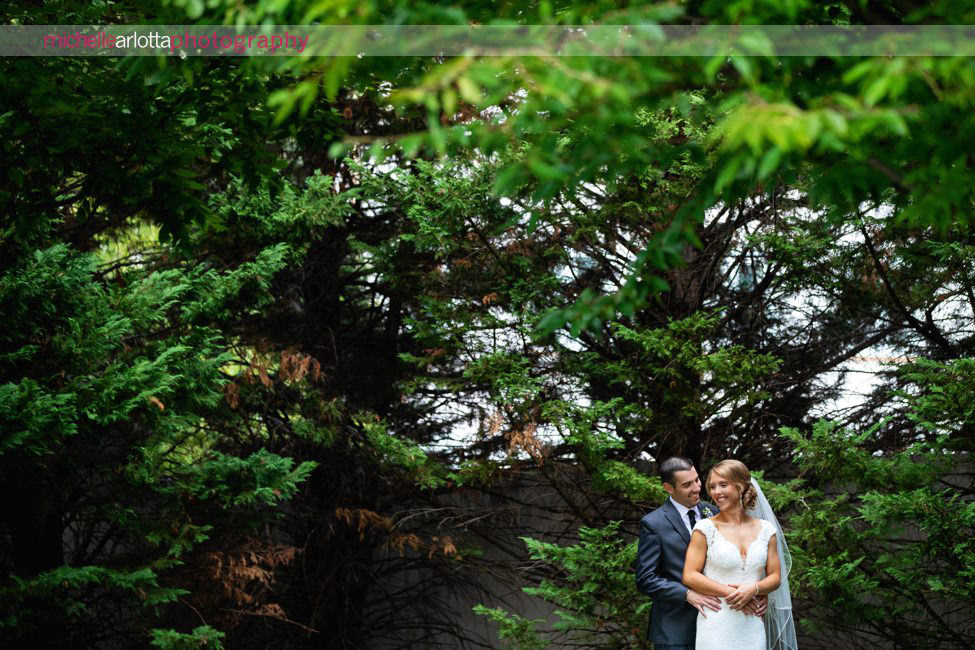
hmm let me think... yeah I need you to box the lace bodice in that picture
[692,517,776,650]
[693,517,776,584]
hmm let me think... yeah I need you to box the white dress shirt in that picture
[669,497,701,535]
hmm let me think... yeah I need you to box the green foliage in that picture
[552,399,666,503]
[899,358,975,438]
[463,351,546,406]
[223,0,975,332]
[479,522,652,649]
[609,311,781,419]
[780,420,950,490]
[0,52,296,252]
[776,421,974,646]
[0,565,185,630]
[150,625,226,650]
[356,412,446,490]
[0,239,312,644]
[472,605,547,650]
[157,449,317,509]
[178,243,292,323]
[199,170,352,253]
[595,460,668,504]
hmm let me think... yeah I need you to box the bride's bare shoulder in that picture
[744,515,764,530]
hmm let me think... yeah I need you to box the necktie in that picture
[687,508,697,530]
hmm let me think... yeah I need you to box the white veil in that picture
[748,477,798,650]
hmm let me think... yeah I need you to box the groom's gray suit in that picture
[635,498,719,649]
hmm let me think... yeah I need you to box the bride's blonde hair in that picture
[707,459,757,510]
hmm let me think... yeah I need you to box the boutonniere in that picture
[701,506,714,518]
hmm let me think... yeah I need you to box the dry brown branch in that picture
[507,419,546,464]
[184,539,301,630]
[280,348,322,384]
[334,508,458,558]
[224,382,240,409]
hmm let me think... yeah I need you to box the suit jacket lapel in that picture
[663,499,691,544]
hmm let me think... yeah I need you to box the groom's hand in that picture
[686,589,722,618]
[745,595,768,617]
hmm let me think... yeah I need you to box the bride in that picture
[682,459,798,650]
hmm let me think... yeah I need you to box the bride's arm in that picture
[726,534,782,610]
[682,531,734,598]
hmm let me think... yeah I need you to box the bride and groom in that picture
[635,457,797,649]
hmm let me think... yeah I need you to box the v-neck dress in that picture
[692,517,776,649]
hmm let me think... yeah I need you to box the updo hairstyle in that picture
[708,459,757,510]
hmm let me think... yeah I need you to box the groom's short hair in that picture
[658,456,694,486]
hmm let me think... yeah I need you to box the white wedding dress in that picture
[693,517,777,650]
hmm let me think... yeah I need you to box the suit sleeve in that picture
[635,518,689,603]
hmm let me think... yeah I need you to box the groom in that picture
[635,456,765,649]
